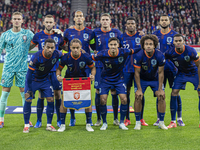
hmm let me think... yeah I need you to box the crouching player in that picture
[23,39,63,133]
[92,37,141,130]
[165,34,200,128]
[133,34,168,130]
[56,38,96,132]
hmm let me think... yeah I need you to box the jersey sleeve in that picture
[158,52,166,66]
[59,54,67,69]
[28,54,38,71]
[31,33,39,45]
[133,52,142,68]
[190,47,199,62]
[85,53,94,67]
[133,47,142,54]
[92,51,102,61]
[59,35,66,47]
[63,29,69,44]
[0,32,6,54]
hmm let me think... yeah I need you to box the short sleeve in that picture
[31,33,39,45]
[63,29,69,44]
[59,54,67,69]
[158,52,166,66]
[85,54,94,67]
[190,47,199,62]
[92,51,102,61]
[28,54,38,71]
[133,52,142,68]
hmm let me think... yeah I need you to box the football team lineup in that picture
[0,10,200,135]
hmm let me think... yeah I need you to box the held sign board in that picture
[62,77,91,110]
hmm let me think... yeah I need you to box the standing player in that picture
[23,39,63,133]
[120,17,148,126]
[56,39,96,132]
[165,34,200,128]
[92,37,141,130]
[153,15,184,126]
[29,14,66,128]
[63,10,95,126]
[93,13,122,126]
[133,34,168,130]
[0,12,34,128]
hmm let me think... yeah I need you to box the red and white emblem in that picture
[74,92,80,100]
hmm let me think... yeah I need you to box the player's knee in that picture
[100,98,107,105]
[46,97,54,102]
[121,98,127,105]
[171,90,178,96]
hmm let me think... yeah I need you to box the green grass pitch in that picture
[0,63,200,150]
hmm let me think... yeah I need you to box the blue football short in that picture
[25,78,54,99]
[49,71,62,90]
[172,73,199,90]
[123,72,134,88]
[1,71,27,88]
[134,79,164,97]
[99,79,127,95]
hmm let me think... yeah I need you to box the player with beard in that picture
[119,17,148,126]
[153,15,184,126]
[93,13,122,126]
[29,15,67,128]
[62,10,95,126]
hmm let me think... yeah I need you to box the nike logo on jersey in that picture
[68,64,73,66]
[70,35,75,37]
[97,35,101,37]
[40,39,44,41]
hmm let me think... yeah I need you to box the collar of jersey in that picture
[101,28,111,33]
[160,29,171,35]
[144,49,155,58]
[175,45,185,55]
[42,50,52,59]
[74,26,85,31]
[44,30,53,35]
[126,31,137,37]
[108,49,119,57]
[71,52,81,60]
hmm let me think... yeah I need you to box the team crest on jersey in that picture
[52,58,57,64]
[184,56,190,62]
[83,33,89,41]
[22,35,27,43]
[167,37,172,44]
[142,65,148,70]
[151,59,157,67]
[109,32,115,37]
[135,37,141,45]
[74,92,80,100]
[79,61,85,68]
[118,57,124,63]
[54,37,58,43]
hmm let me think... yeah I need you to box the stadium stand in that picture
[86,0,200,44]
[0,0,200,44]
[0,0,71,34]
